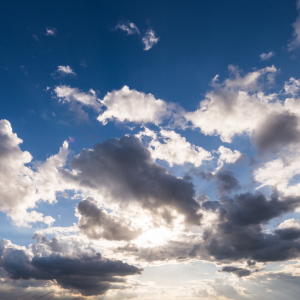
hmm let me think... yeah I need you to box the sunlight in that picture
[135,227,173,248]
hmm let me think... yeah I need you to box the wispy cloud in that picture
[115,21,140,35]
[52,65,76,78]
[260,51,275,61]
[45,27,57,36]
[142,29,159,50]
[115,21,159,50]
[288,0,300,51]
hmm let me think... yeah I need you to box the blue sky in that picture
[1,1,300,299]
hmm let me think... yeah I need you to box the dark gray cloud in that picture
[253,112,300,154]
[192,192,300,262]
[62,135,202,225]
[219,266,251,277]
[0,240,142,296]
[77,198,142,241]
[32,233,68,253]
[215,170,241,194]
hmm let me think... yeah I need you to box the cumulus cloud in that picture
[0,239,142,296]
[61,135,202,225]
[284,77,300,96]
[54,85,101,121]
[288,0,300,51]
[192,191,300,262]
[260,51,275,61]
[185,65,279,143]
[142,29,159,51]
[0,120,69,227]
[77,198,142,241]
[45,27,57,36]
[137,127,212,167]
[216,146,242,170]
[98,85,184,126]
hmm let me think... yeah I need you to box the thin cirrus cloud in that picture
[115,21,159,50]
[288,0,300,51]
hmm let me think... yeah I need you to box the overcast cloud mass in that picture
[2,1,300,299]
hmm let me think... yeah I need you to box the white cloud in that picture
[137,128,212,167]
[278,218,300,229]
[98,85,180,126]
[142,29,160,50]
[116,21,140,35]
[45,27,57,36]
[260,51,275,61]
[54,85,101,112]
[254,152,300,196]
[284,77,300,96]
[216,146,242,170]
[288,0,300,51]
[54,65,76,76]
[185,65,280,143]
[115,21,159,50]
[0,120,70,227]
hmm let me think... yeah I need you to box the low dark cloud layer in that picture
[77,198,142,241]
[62,135,202,225]
[0,239,142,296]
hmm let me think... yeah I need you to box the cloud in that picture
[61,135,202,225]
[216,146,242,170]
[288,0,300,51]
[0,239,142,296]
[142,29,159,51]
[45,27,57,36]
[115,21,159,50]
[77,198,143,241]
[284,77,300,96]
[98,85,184,126]
[53,66,76,77]
[185,65,279,143]
[214,170,241,194]
[115,21,140,35]
[219,266,251,277]
[260,51,275,61]
[54,85,101,121]
[193,191,300,262]
[0,119,69,227]
[137,128,212,167]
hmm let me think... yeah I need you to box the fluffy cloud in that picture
[98,85,183,126]
[288,0,300,51]
[185,65,280,143]
[137,128,212,167]
[0,239,142,296]
[216,146,242,170]
[142,29,159,51]
[192,191,300,262]
[77,198,142,241]
[0,120,69,227]
[54,85,101,121]
[61,135,202,225]
[259,51,275,61]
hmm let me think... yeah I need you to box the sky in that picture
[2,0,300,299]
